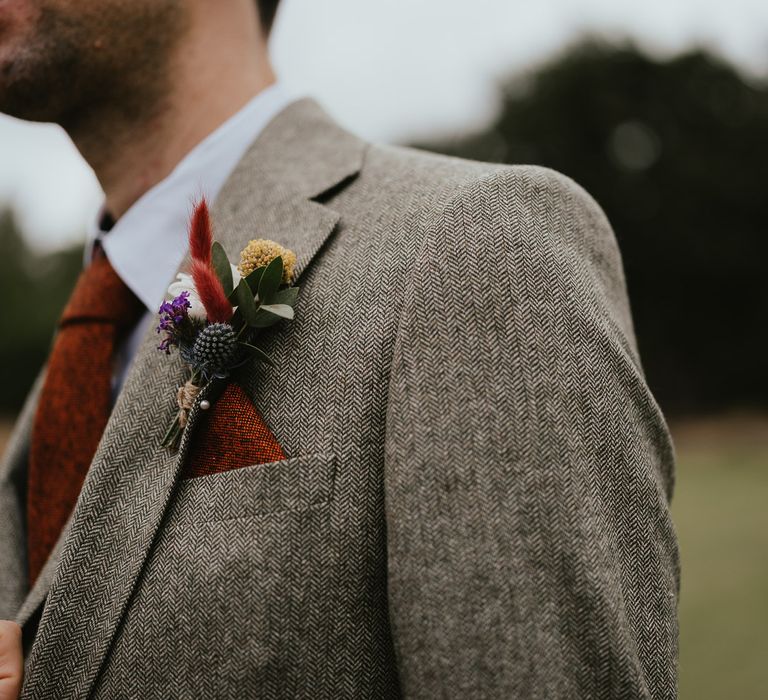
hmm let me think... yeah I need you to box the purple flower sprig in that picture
[157,291,197,354]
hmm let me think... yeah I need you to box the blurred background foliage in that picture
[0,39,766,700]
[0,211,81,412]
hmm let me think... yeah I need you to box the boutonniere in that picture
[157,198,299,451]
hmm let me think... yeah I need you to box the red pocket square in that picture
[183,383,285,479]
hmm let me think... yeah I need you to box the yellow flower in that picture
[238,239,297,284]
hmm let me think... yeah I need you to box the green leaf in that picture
[247,308,284,328]
[258,256,283,302]
[244,266,266,295]
[266,286,300,307]
[211,241,233,296]
[259,303,294,320]
[233,279,258,325]
[239,342,276,366]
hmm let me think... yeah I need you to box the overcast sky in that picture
[1,0,767,250]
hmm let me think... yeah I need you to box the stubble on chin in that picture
[0,8,73,122]
[0,1,188,135]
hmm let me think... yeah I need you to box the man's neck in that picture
[70,32,275,220]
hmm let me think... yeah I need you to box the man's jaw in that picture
[0,0,38,111]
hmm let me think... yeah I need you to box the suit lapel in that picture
[212,97,366,280]
[15,515,68,629]
[21,98,365,699]
[9,371,71,629]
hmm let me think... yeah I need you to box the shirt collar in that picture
[88,82,295,313]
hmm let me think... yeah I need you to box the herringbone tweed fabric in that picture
[0,99,678,699]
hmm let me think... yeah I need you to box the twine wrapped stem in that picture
[176,379,202,428]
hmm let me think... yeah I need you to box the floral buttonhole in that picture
[157,198,299,451]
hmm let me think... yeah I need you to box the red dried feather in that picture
[189,198,212,265]
[191,259,233,323]
[187,198,232,322]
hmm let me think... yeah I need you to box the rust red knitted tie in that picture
[27,252,145,585]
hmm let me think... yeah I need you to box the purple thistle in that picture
[157,291,193,353]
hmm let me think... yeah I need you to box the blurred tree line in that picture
[1,41,766,417]
[0,211,81,413]
[416,41,768,415]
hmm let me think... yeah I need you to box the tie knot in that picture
[61,253,145,328]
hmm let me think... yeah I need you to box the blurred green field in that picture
[671,415,768,700]
[0,415,766,696]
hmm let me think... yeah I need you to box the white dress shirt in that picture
[85,83,295,397]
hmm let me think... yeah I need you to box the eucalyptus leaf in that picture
[211,241,233,296]
[259,303,294,320]
[247,308,284,328]
[234,279,259,325]
[230,308,244,331]
[244,266,266,295]
[258,256,283,302]
[267,286,300,307]
[239,342,276,367]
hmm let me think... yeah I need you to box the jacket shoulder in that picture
[362,144,606,227]
[362,145,635,362]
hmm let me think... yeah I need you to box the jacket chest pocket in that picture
[170,451,337,523]
[96,453,340,698]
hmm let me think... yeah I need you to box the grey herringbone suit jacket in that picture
[0,99,678,699]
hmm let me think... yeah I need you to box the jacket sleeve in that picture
[383,165,679,699]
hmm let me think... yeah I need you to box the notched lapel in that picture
[212,98,366,283]
[20,98,366,700]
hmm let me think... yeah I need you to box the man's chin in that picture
[0,75,55,124]
[0,46,50,122]
[0,5,51,119]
